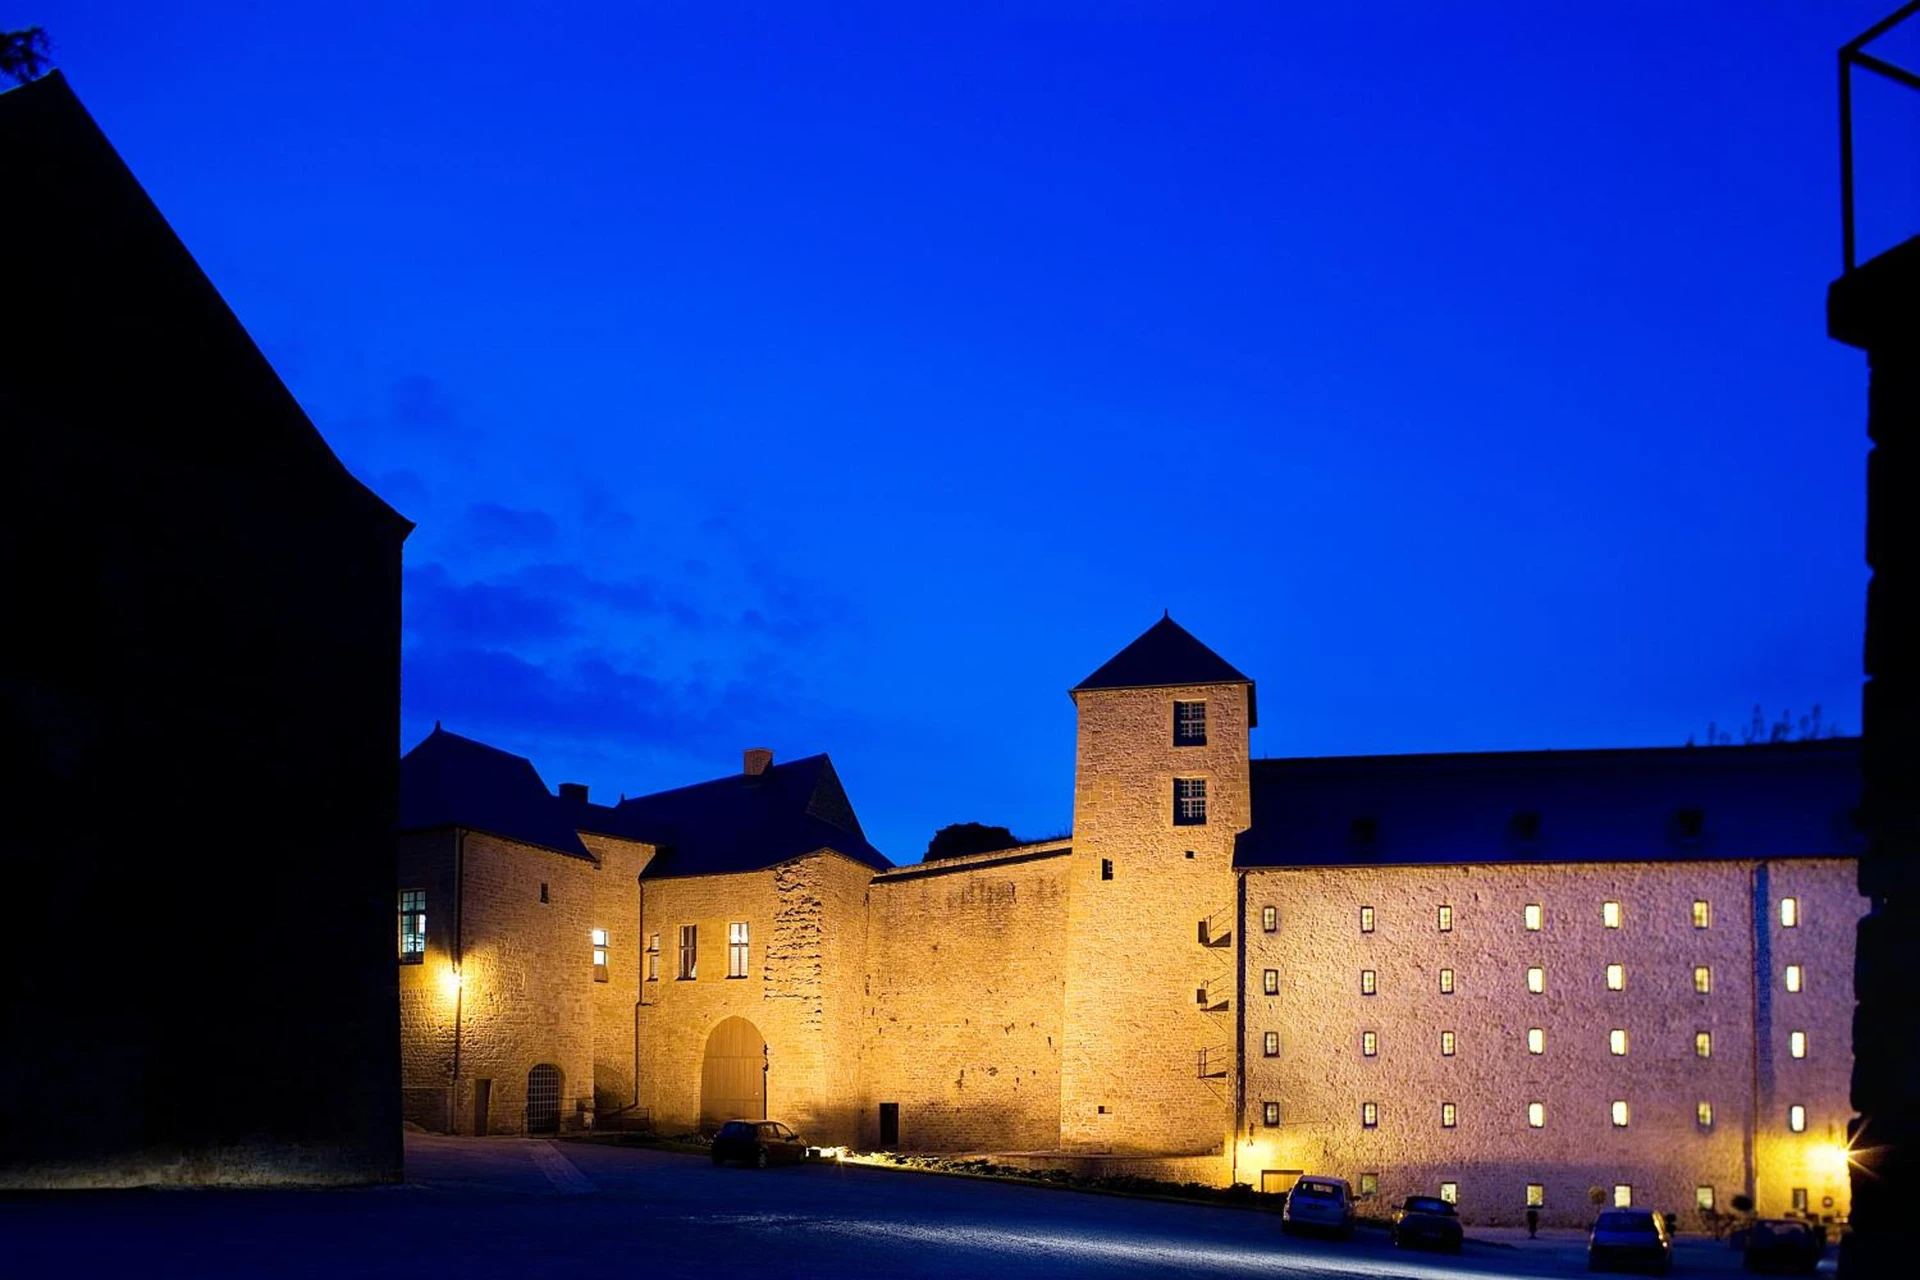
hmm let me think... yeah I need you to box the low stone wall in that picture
[978,1151,1232,1188]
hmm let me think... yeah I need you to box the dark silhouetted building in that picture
[0,72,410,1186]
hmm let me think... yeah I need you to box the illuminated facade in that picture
[398,617,1863,1224]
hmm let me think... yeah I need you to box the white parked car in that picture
[1281,1176,1356,1239]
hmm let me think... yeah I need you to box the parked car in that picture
[1281,1176,1356,1239]
[710,1119,808,1168]
[1742,1218,1822,1274]
[1589,1208,1673,1274]
[1392,1195,1464,1252]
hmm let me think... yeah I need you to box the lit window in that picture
[1614,1185,1632,1208]
[678,924,697,979]
[1437,904,1453,932]
[1696,1186,1716,1212]
[1785,964,1803,993]
[1527,1027,1545,1054]
[1361,969,1377,996]
[1362,1031,1378,1057]
[1262,905,1277,932]
[1780,897,1799,928]
[1439,968,1455,994]
[1174,700,1207,746]
[1441,1102,1457,1128]
[1524,903,1542,931]
[1694,966,1711,994]
[728,921,749,978]
[1440,1181,1458,1205]
[1791,1188,1808,1213]
[1263,968,1279,995]
[398,889,426,963]
[1606,963,1625,991]
[1611,1100,1630,1127]
[1360,1173,1379,1198]
[1790,1031,1807,1059]
[1695,1031,1713,1058]
[1361,1101,1379,1128]
[1697,1101,1714,1129]
[1693,900,1711,929]
[1527,966,1545,994]
[1527,1102,1545,1128]
[1359,905,1374,933]
[1526,1183,1545,1207]
[1263,1101,1280,1127]
[592,927,609,982]
[1263,1031,1280,1057]
[1440,1030,1456,1057]
[645,933,659,982]
[1173,778,1208,826]
[1609,1029,1628,1056]
[1788,1105,1807,1133]
[1603,901,1621,929]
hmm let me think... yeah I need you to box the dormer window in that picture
[1174,700,1207,746]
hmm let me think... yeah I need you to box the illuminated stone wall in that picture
[1241,858,1863,1224]
[582,833,655,1120]
[861,843,1072,1151]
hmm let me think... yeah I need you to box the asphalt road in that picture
[0,1135,1783,1278]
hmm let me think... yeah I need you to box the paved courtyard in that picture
[0,1135,1821,1278]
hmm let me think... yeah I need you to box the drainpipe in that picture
[1233,869,1247,1187]
[451,828,467,1130]
[633,872,643,1110]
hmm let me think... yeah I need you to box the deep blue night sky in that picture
[24,2,1919,860]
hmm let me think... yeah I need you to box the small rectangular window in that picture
[1524,903,1542,931]
[1788,1104,1807,1132]
[540,882,549,904]
[1694,966,1711,994]
[398,889,426,963]
[1695,1031,1713,1058]
[1359,905,1374,933]
[1785,964,1803,993]
[1360,1172,1379,1198]
[1360,969,1376,996]
[1696,1186,1716,1212]
[728,921,749,978]
[1606,963,1625,991]
[1362,1031,1378,1057]
[1440,1181,1458,1205]
[1262,1101,1280,1127]
[1791,1188,1808,1213]
[1697,1101,1714,1129]
[1780,897,1799,928]
[1611,1100,1629,1128]
[1174,700,1207,746]
[1262,905,1277,932]
[1527,1101,1545,1128]
[1441,1102,1457,1128]
[1614,1185,1632,1208]
[1789,1030,1807,1059]
[1440,1030,1455,1056]
[678,924,697,980]
[1263,968,1279,996]
[1263,1031,1280,1057]
[1526,1183,1545,1207]
[592,926,609,982]
[1693,900,1711,929]
[1361,1101,1378,1128]
[1439,967,1455,994]
[1101,858,1114,881]
[1527,1027,1545,1054]
[1609,1028,1628,1056]
[1437,904,1453,932]
[645,933,660,982]
[1173,777,1208,826]
[1602,901,1621,929]
[1526,966,1545,994]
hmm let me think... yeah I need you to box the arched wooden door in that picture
[700,1016,766,1131]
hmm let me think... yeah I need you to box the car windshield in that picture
[717,1121,754,1139]
[1597,1212,1654,1232]
[1405,1197,1454,1215]
[1294,1182,1342,1198]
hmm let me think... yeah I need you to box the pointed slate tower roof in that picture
[1072,614,1257,725]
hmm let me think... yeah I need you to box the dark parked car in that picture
[1392,1195,1464,1252]
[710,1119,808,1168]
[1589,1208,1672,1274]
[1280,1176,1355,1238]
[1743,1219,1822,1274]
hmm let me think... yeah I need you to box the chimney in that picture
[558,782,588,803]
[743,748,774,777]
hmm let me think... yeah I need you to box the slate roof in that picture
[399,728,593,859]
[1234,738,1862,869]
[607,755,892,880]
[1073,616,1257,725]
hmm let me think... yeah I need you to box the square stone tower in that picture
[1059,616,1254,1154]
